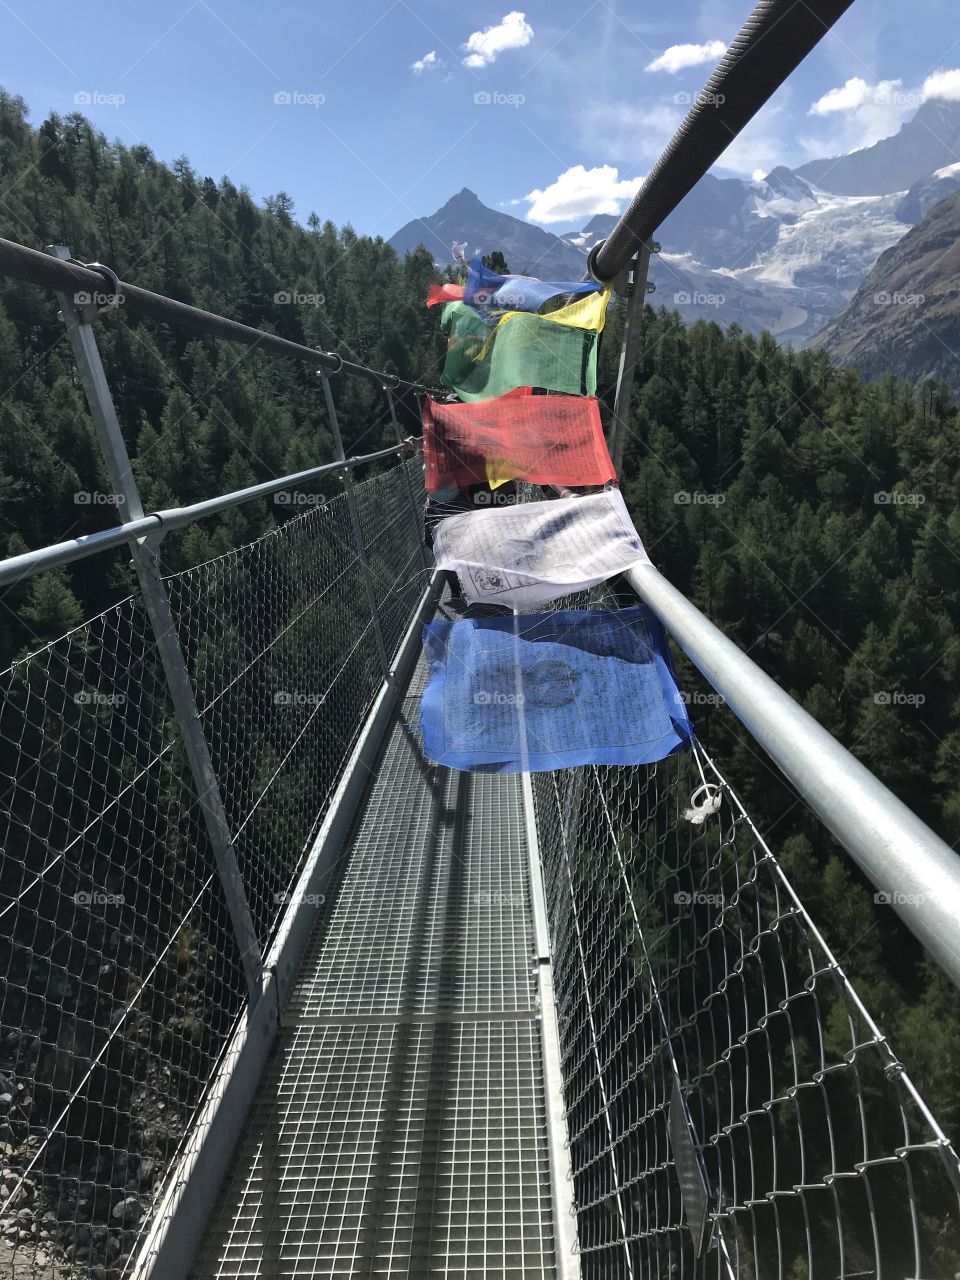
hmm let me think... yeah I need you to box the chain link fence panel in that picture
[529,584,960,1279]
[0,592,248,1279]
[0,458,428,1279]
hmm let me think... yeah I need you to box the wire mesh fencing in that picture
[0,592,248,1280]
[0,458,428,1279]
[529,593,960,1279]
[164,457,428,950]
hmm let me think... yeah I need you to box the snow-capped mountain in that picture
[897,161,960,225]
[390,101,960,345]
[794,99,960,196]
[561,169,911,342]
[810,190,960,393]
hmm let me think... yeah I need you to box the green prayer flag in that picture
[439,302,598,402]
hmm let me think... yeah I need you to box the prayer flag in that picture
[501,286,611,332]
[420,607,692,773]
[465,256,600,313]
[432,489,650,608]
[426,282,466,307]
[422,393,615,494]
[440,301,600,401]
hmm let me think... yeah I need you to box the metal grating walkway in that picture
[192,632,559,1278]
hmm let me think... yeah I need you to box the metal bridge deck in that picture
[192,635,558,1278]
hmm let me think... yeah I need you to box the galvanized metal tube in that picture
[626,560,960,990]
[319,374,392,681]
[51,249,264,1003]
[0,237,433,392]
[608,247,652,475]
[384,384,430,573]
[0,445,407,589]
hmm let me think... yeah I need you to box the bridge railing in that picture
[0,234,434,1278]
[0,456,429,1279]
[2,221,960,1280]
[527,581,960,1279]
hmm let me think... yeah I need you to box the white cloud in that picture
[923,69,960,102]
[410,50,439,74]
[803,76,924,159]
[645,40,725,74]
[808,76,908,115]
[462,11,533,69]
[519,164,642,224]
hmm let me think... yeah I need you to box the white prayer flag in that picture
[432,489,651,607]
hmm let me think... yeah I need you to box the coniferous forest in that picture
[2,90,960,1270]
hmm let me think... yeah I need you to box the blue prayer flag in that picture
[464,257,600,313]
[420,607,693,773]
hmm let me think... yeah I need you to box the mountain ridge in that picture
[808,189,960,391]
[389,100,960,347]
[795,99,960,196]
[389,187,589,279]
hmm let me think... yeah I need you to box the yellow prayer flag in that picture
[500,286,612,334]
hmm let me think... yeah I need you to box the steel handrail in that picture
[627,561,960,991]
[590,0,856,281]
[0,442,412,587]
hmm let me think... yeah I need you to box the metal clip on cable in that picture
[68,259,124,320]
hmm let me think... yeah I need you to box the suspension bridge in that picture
[1,1,960,1277]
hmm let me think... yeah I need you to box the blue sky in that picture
[3,0,960,238]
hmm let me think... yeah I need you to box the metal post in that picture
[384,384,430,572]
[609,244,654,475]
[49,246,263,1003]
[319,374,392,681]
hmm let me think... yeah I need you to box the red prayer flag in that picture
[422,391,616,493]
[426,282,466,307]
